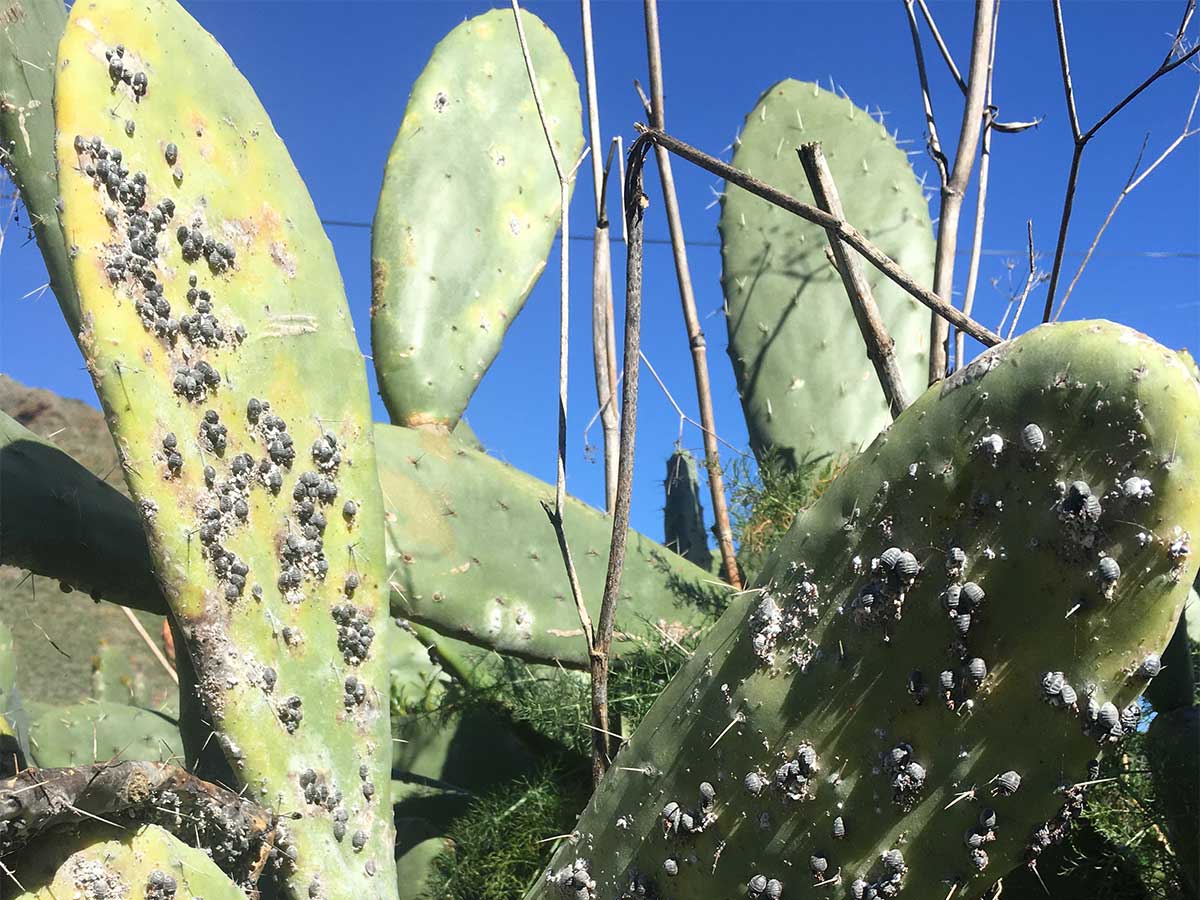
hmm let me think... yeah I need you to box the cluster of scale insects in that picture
[67,37,389,881]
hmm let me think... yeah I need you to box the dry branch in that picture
[591,136,652,786]
[1043,0,1200,321]
[641,0,742,590]
[798,143,912,417]
[957,0,1001,370]
[637,126,1003,346]
[0,762,273,880]
[1053,78,1200,320]
[917,0,996,383]
[581,0,619,514]
[511,0,597,682]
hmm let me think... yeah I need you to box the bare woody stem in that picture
[580,0,619,514]
[642,0,742,590]
[1042,0,1200,321]
[957,0,1001,370]
[1055,84,1200,319]
[591,136,652,786]
[798,143,911,417]
[925,0,996,384]
[0,762,274,866]
[510,0,594,651]
[637,125,1002,346]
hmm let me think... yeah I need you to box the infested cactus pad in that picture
[54,1,395,897]
[721,80,932,470]
[371,8,583,430]
[527,321,1200,900]
[11,823,244,900]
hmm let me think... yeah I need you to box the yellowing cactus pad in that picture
[55,1,395,897]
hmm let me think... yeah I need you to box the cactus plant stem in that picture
[642,0,742,590]
[1043,0,1200,321]
[509,0,594,654]
[797,142,912,416]
[581,0,620,514]
[636,125,1005,346]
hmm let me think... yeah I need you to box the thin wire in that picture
[316,218,1193,257]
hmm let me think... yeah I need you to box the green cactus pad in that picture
[378,424,727,667]
[91,638,146,704]
[55,1,395,896]
[0,410,166,613]
[10,823,244,900]
[371,8,583,429]
[721,80,932,470]
[26,700,181,767]
[526,321,1200,900]
[0,616,29,772]
[1,0,79,335]
[1146,705,1199,894]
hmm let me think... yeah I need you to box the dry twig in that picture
[510,1,594,650]
[0,761,273,880]
[1054,78,1200,319]
[636,126,1003,346]
[581,0,619,514]
[957,0,1001,370]
[905,0,997,383]
[642,0,742,590]
[1043,0,1200,320]
[798,143,912,416]
[590,135,652,785]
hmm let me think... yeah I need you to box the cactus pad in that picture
[371,8,583,429]
[26,700,181,767]
[721,80,932,469]
[10,823,244,900]
[1,0,78,334]
[527,321,1200,900]
[378,424,726,666]
[54,1,394,896]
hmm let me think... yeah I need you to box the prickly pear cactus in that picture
[92,638,146,704]
[11,823,244,900]
[378,425,725,666]
[526,321,1200,900]
[1146,705,1199,894]
[0,616,28,773]
[371,8,583,430]
[721,80,932,470]
[0,410,166,613]
[1,0,78,334]
[54,1,395,897]
[664,449,711,570]
[26,700,181,767]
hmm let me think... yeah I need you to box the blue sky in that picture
[2,0,1197,546]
